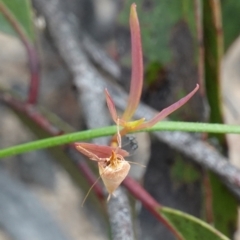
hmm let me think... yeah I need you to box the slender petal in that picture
[75,142,129,159]
[105,89,118,123]
[122,3,143,121]
[136,84,200,129]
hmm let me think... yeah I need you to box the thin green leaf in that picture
[209,173,238,236]
[159,207,229,240]
[0,0,34,41]
[1,121,240,159]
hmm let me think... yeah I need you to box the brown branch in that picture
[194,0,205,96]
[210,0,224,56]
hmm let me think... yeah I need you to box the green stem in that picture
[0,121,240,159]
[203,0,224,142]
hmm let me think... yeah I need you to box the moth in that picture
[75,139,131,201]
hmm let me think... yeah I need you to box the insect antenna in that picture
[126,160,146,168]
[81,164,113,206]
[81,174,103,207]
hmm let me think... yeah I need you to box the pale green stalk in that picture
[0,122,240,159]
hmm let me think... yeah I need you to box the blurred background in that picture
[0,0,240,239]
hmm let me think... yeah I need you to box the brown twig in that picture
[203,172,214,223]
[0,2,40,104]
[210,0,224,56]
[194,0,205,96]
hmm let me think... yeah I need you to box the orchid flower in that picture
[75,137,130,201]
[105,3,199,140]
[75,3,199,201]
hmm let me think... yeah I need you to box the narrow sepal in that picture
[136,84,199,129]
[105,88,118,123]
[122,3,143,121]
[75,142,129,159]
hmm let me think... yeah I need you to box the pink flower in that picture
[105,3,199,140]
[75,3,199,201]
[75,141,130,201]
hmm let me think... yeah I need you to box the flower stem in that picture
[0,119,240,159]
